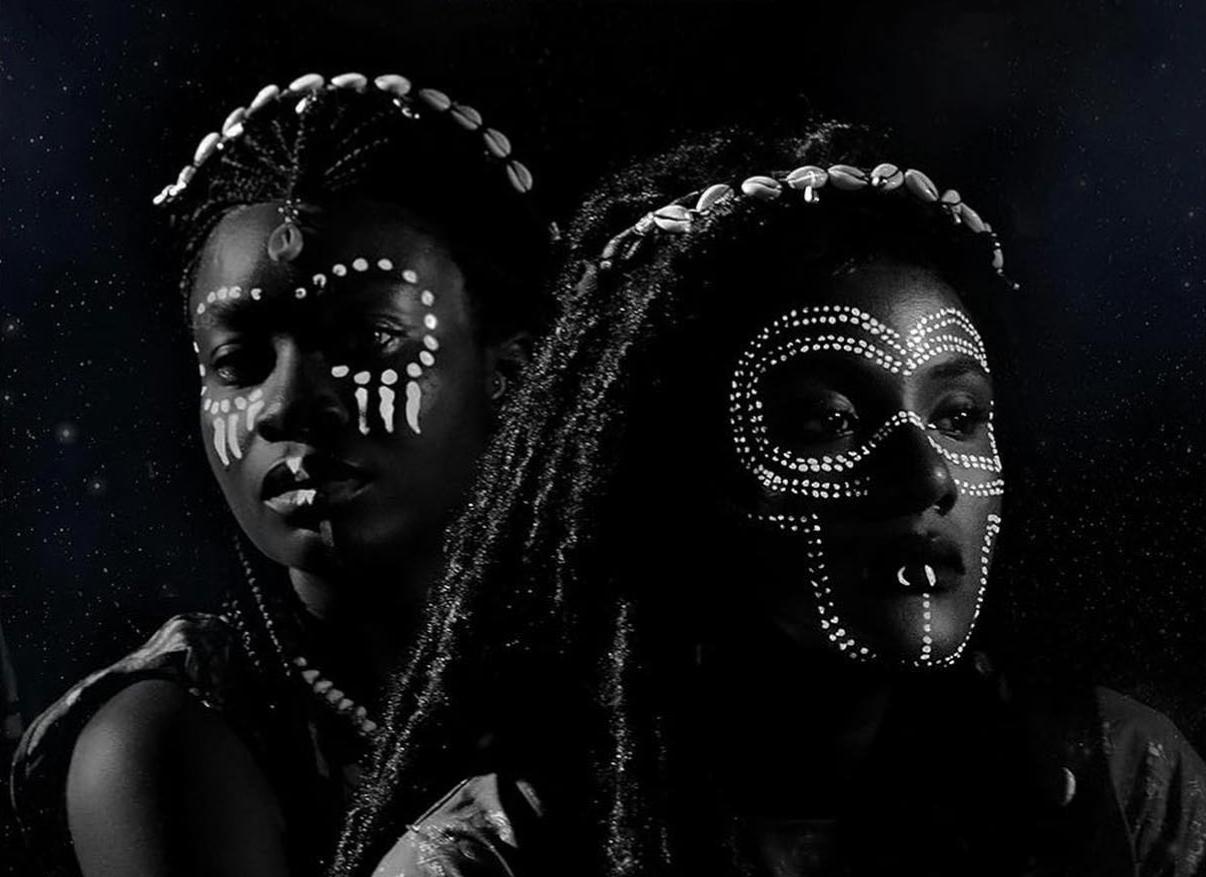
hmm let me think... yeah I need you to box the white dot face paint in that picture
[731,301,1004,669]
[195,256,443,473]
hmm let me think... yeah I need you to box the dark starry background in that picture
[1,0,1204,776]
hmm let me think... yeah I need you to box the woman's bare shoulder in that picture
[67,678,288,877]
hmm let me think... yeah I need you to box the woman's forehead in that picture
[189,201,462,306]
[803,261,970,336]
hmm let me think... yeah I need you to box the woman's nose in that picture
[254,343,349,443]
[874,418,959,516]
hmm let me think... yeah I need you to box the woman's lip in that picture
[260,453,369,501]
[863,554,965,595]
[262,479,369,516]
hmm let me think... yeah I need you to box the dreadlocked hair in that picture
[165,81,552,341]
[331,119,1017,877]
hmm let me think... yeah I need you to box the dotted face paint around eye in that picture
[730,304,1005,668]
[319,266,438,438]
[199,260,433,458]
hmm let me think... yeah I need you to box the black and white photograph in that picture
[3,2,1205,874]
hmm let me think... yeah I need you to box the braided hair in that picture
[332,120,1016,876]
[159,76,554,712]
[164,78,552,341]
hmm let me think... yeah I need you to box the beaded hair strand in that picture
[333,123,1016,877]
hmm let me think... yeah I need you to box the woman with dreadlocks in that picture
[10,71,550,876]
[334,123,1206,877]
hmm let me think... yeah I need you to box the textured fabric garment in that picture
[9,612,361,877]
[370,689,1206,877]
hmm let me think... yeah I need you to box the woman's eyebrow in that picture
[922,356,990,382]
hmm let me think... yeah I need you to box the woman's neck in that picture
[288,551,438,698]
[705,631,895,818]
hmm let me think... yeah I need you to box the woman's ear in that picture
[484,331,533,401]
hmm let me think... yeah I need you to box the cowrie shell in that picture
[482,128,512,159]
[287,73,325,93]
[247,84,280,114]
[696,183,733,211]
[418,88,452,112]
[870,162,904,190]
[904,168,940,202]
[175,165,196,189]
[450,104,483,130]
[221,108,246,136]
[331,72,368,91]
[786,166,828,190]
[373,74,412,97]
[827,164,869,190]
[652,204,692,233]
[959,203,987,233]
[193,132,221,165]
[740,175,782,200]
[506,160,533,193]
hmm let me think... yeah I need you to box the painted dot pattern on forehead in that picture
[195,254,425,316]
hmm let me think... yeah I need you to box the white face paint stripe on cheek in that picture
[226,412,242,460]
[379,369,398,433]
[353,371,371,436]
[405,381,422,435]
[212,414,229,467]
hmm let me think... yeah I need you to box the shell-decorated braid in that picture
[599,163,1014,288]
[152,71,536,206]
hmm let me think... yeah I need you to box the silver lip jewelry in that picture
[152,71,538,209]
[598,162,1014,288]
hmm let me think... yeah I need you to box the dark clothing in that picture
[372,688,1206,877]
[9,613,362,877]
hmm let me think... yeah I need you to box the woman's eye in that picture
[211,347,272,386]
[794,406,860,443]
[929,403,988,439]
[341,325,406,358]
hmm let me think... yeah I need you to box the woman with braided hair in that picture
[335,123,1206,877]
[10,72,551,876]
